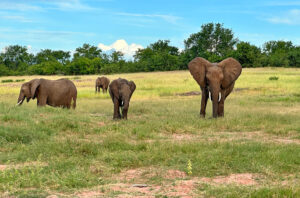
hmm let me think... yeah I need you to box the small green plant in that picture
[15,79,25,82]
[187,159,192,175]
[269,76,279,81]
[1,79,13,83]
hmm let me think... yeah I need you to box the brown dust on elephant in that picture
[95,76,110,93]
[188,57,242,118]
[17,78,77,109]
[109,78,136,119]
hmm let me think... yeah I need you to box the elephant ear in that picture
[128,81,136,93]
[30,79,41,99]
[188,57,211,88]
[128,81,136,99]
[218,58,242,89]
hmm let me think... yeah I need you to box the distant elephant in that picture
[17,78,77,109]
[95,76,110,93]
[109,78,136,119]
[188,57,242,118]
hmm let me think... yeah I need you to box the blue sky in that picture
[1,0,300,57]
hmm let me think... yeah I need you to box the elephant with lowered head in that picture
[109,78,136,119]
[188,57,242,118]
[17,78,77,109]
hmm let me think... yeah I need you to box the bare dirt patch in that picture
[200,173,258,186]
[176,91,201,96]
[234,88,250,92]
[75,190,105,198]
[165,169,187,179]
[163,131,300,145]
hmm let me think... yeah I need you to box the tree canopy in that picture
[1,23,300,76]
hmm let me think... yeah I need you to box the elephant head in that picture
[17,79,41,106]
[188,57,242,118]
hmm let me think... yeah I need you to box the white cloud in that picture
[1,15,33,23]
[267,9,300,24]
[116,12,181,24]
[265,1,300,6]
[98,39,143,59]
[0,2,42,11]
[46,0,95,11]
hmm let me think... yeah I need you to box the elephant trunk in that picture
[17,93,25,106]
[211,85,221,118]
[122,99,130,119]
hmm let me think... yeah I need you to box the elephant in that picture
[188,57,242,118]
[16,78,77,109]
[109,78,136,119]
[95,76,110,93]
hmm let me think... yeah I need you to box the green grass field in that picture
[0,68,300,197]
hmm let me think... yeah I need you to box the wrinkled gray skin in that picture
[95,76,110,93]
[188,57,242,118]
[17,78,77,109]
[109,78,136,119]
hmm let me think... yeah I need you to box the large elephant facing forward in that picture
[17,78,77,109]
[109,78,136,119]
[188,57,242,118]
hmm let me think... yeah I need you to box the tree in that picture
[28,61,63,75]
[288,47,300,67]
[184,23,238,62]
[111,51,124,63]
[0,45,34,71]
[134,40,180,71]
[263,41,293,67]
[73,44,102,60]
[233,42,262,67]
[35,49,70,65]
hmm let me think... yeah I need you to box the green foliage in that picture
[134,40,182,71]
[233,42,262,67]
[2,23,300,77]
[15,79,25,82]
[73,43,102,60]
[1,79,13,83]
[28,61,63,75]
[184,23,238,62]
[269,76,279,80]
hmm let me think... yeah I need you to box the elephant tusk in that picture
[218,92,221,102]
[208,91,211,100]
[16,100,22,106]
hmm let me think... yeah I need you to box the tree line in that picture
[1,23,300,76]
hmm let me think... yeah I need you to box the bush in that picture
[1,79,13,83]
[269,76,279,80]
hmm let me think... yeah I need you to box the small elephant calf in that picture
[109,78,136,119]
[95,76,110,93]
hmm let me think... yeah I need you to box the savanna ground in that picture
[0,68,300,197]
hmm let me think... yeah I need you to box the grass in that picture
[0,68,300,197]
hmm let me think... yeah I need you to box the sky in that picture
[1,0,300,58]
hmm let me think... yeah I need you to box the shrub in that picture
[1,79,13,83]
[269,76,279,80]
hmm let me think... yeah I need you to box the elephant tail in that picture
[72,95,77,109]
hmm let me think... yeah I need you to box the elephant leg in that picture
[113,98,121,119]
[218,99,224,117]
[200,88,208,117]
[37,96,47,107]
